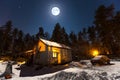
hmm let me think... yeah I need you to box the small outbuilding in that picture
[33,38,72,65]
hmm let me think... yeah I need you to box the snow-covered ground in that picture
[0,61,120,80]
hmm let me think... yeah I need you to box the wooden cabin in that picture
[33,38,72,65]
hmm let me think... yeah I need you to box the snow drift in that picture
[9,67,120,80]
[39,68,120,80]
[0,61,120,80]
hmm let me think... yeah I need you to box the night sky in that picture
[0,0,120,35]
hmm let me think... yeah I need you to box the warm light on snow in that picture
[0,60,3,63]
[17,61,26,65]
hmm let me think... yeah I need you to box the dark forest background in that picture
[0,4,120,60]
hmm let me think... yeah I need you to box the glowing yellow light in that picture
[53,49,57,52]
[92,50,99,57]
[17,61,26,65]
[53,52,57,57]
[52,49,58,57]
[0,60,3,63]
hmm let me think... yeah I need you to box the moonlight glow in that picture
[51,7,60,16]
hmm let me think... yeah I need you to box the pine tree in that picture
[36,27,44,39]
[51,23,62,43]
[60,27,70,45]
[94,4,115,55]
[12,28,19,56]
[3,20,13,55]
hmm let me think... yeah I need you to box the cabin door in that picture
[58,53,61,64]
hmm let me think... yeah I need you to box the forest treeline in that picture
[0,4,120,60]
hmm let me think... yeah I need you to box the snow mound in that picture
[69,61,83,68]
[39,70,120,80]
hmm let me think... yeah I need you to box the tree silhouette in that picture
[51,23,61,43]
[0,27,4,55]
[51,23,70,46]
[2,21,13,55]
[94,4,115,55]
[36,27,44,39]
[12,28,19,57]
[44,32,50,40]
[69,31,77,46]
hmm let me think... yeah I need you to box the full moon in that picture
[51,7,60,16]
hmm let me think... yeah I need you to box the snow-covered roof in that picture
[92,56,102,60]
[92,55,109,60]
[40,38,71,49]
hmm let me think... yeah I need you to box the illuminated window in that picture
[53,52,57,57]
